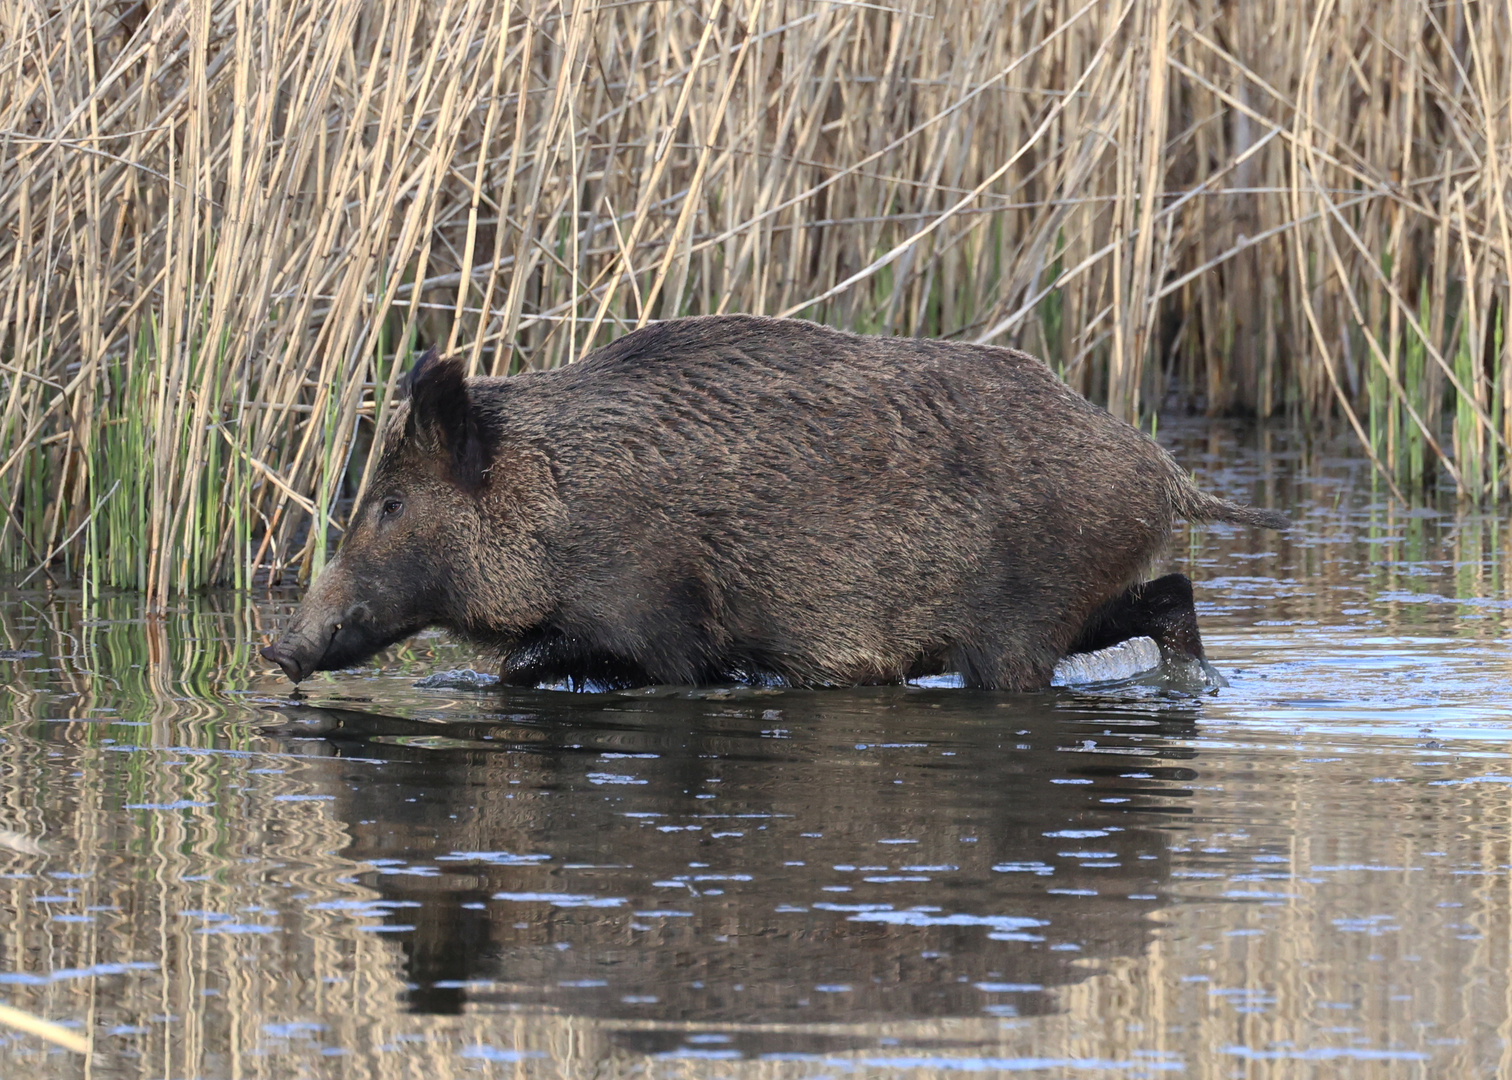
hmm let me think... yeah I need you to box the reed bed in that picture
[2,0,1511,599]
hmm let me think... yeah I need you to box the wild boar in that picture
[262,315,1286,691]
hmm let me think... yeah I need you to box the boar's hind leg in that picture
[1067,573,1207,665]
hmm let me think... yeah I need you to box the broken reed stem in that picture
[0,1003,90,1055]
[4,0,1512,600]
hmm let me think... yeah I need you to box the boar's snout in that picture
[260,640,311,685]
[261,619,336,685]
[262,594,397,685]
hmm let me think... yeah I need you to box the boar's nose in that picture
[261,642,307,685]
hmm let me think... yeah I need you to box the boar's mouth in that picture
[261,616,422,684]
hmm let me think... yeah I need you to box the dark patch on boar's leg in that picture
[1067,573,1207,664]
[498,628,590,688]
[498,627,655,690]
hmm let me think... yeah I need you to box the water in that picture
[3,423,1512,1077]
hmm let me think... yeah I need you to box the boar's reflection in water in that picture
[262,315,1286,690]
[264,688,1194,1028]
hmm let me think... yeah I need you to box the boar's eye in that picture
[380,498,403,519]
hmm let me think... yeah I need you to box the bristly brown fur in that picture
[266,315,1286,691]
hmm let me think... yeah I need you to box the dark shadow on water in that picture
[263,685,1202,1032]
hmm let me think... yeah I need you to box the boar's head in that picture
[261,349,556,683]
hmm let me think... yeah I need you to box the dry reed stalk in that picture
[4,0,1512,599]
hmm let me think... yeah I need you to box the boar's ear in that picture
[403,347,493,491]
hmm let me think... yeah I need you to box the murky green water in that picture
[4,424,1512,1078]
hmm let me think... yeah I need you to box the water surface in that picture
[3,424,1511,1078]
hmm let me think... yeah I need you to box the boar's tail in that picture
[1168,474,1290,530]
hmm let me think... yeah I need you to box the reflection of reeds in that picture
[6,0,1512,597]
[3,545,1512,1076]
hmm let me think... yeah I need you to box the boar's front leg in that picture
[498,627,587,688]
[1066,573,1208,666]
[498,627,655,691]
